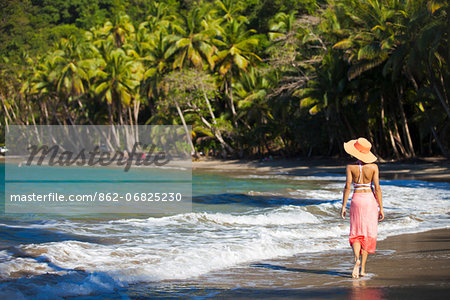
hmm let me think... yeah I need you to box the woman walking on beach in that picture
[340,138,384,279]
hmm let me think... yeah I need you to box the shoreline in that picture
[145,228,450,298]
[192,157,450,182]
[1,154,448,298]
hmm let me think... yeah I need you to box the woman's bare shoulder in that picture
[365,163,379,172]
[346,163,357,171]
[346,162,378,171]
[346,162,358,167]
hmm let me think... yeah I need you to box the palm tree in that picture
[405,0,449,119]
[28,52,65,125]
[332,0,419,157]
[93,44,142,125]
[0,58,31,129]
[268,11,296,41]
[165,6,217,70]
[214,0,245,23]
[213,19,261,120]
[98,12,135,48]
[234,67,274,154]
[142,1,176,33]
[392,0,449,156]
[140,30,174,118]
[50,38,92,101]
[298,51,354,154]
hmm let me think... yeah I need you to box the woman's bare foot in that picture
[352,259,360,279]
[360,271,367,277]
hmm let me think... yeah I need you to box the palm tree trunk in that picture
[107,102,114,125]
[420,101,449,157]
[396,87,415,157]
[42,100,50,124]
[407,71,448,157]
[227,74,237,125]
[11,96,19,121]
[27,102,39,129]
[387,121,400,159]
[427,62,450,119]
[127,106,137,152]
[3,115,8,132]
[380,95,388,157]
[175,100,196,157]
[438,71,449,106]
[110,125,121,151]
[63,103,74,125]
[229,79,236,115]
[342,113,355,138]
[11,97,19,123]
[133,99,140,124]
[203,90,217,125]
[76,98,94,125]
[392,119,408,157]
[0,96,13,129]
[198,114,233,153]
[118,100,124,125]
[387,100,406,158]
[127,106,133,125]
[202,89,233,153]
[133,99,140,145]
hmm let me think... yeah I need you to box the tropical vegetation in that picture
[1,0,448,159]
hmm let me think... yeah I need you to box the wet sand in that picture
[165,228,450,299]
[193,157,450,182]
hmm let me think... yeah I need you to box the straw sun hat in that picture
[343,137,377,163]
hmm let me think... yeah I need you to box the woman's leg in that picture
[351,242,361,278]
[360,249,368,276]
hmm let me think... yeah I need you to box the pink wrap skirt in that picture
[349,192,379,253]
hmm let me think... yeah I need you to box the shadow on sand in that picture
[250,263,352,278]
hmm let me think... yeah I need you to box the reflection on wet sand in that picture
[350,279,385,300]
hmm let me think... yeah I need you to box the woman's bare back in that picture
[346,163,379,193]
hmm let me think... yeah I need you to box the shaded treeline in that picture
[0,0,448,158]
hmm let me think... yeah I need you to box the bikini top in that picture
[353,161,372,190]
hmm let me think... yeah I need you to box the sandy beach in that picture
[192,157,450,182]
[1,156,448,299]
[155,228,449,299]
[189,158,450,298]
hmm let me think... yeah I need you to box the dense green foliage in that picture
[1,0,448,159]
